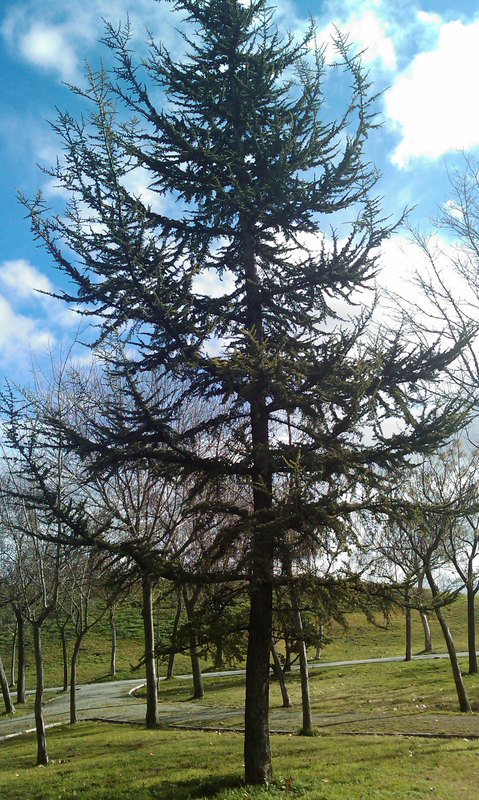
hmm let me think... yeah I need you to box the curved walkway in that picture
[1,652,479,743]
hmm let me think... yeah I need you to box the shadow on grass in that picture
[149,773,241,799]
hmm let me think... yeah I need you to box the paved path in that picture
[1,652,478,743]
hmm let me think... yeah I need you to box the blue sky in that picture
[1,0,479,383]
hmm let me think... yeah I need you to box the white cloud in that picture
[386,19,479,167]
[0,296,54,357]
[0,259,53,298]
[1,0,183,83]
[121,167,166,215]
[192,268,236,298]
[19,23,78,81]
[317,9,396,69]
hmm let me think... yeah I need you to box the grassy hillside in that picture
[0,589,475,691]
[318,595,471,662]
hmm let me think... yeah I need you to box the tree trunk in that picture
[467,585,478,675]
[314,620,323,661]
[166,589,182,680]
[60,625,69,691]
[405,606,412,661]
[214,640,224,670]
[182,587,204,699]
[69,636,83,724]
[270,639,291,708]
[417,574,432,652]
[242,211,273,785]
[33,625,48,765]
[189,628,204,699]
[141,575,159,729]
[0,649,14,714]
[426,570,471,712]
[244,563,272,784]
[420,610,432,652]
[405,585,412,661]
[283,635,292,671]
[10,623,17,687]
[109,606,117,677]
[287,574,313,736]
[14,609,26,703]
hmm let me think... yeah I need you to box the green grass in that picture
[1,722,479,800]
[0,590,473,691]
[2,594,478,799]
[156,656,479,716]
[317,597,471,662]
[0,591,197,690]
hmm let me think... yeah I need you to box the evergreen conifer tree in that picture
[22,0,468,783]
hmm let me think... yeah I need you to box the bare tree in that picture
[388,452,474,713]
[0,646,14,714]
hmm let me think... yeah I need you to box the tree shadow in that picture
[149,773,241,799]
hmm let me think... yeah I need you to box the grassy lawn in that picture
[1,594,478,799]
[156,657,479,716]
[1,722,478,800]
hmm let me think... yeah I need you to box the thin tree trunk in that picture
[182,587,204,699]
[189,628,204,699]
[270,639,291,708]
[287,575,313,736]
[467,585,478,675]
[166,589,182,680]
[14,609,26,703]
[417,574,432,652]
[214,640,224,670]
[283,635,292,671]
[109,607,117,677]
[420,610,432,652]
[0,649,14,714]
[314,620,323,661]
[33,625,48,765]
[405,585,412,662]
[426,570,471,712]
[142,575,159,729]
[10,623,17,687]
[69,636,83,724]
[60,625,69,691]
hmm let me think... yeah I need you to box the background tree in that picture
[437,441,479,674]
[0,645,14,715]
[387,451,474,713]
[19,0,471,784]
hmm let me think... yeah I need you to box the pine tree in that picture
[22,0,468,783]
